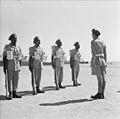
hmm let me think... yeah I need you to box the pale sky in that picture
[0,0,120,61]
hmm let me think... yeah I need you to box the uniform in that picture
[3,43,22,98]
[29,45,44,94]
[51,45,65,89]
[91,39,107,76]
[90,38,107,99]
[70,49,81,86]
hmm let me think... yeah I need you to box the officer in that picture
[70,42,81,86]
[90,29,107,99]
[29,36,45,95]
[3,33,22,100]
[51,39,65,90]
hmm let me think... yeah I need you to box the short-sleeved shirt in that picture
[69,49,81,69]
[29,45,44,69]
[91,39,107,75]
[51,45,65,67]
[70,49,81,63]
[3,43,22,71]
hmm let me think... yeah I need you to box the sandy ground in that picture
[0,64,120,119]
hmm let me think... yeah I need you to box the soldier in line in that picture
[29,36,45,95]
[70,42,81,86]
[3,33,22,100]
[51,39,65,90]
[90,29,107,99]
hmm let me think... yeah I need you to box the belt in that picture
[96,53,104,57]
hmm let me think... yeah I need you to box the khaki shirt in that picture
[3,43,22,71]
[70,49,81,63]
[52,45,65,68]
[29,45,44,69]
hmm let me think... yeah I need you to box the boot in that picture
[99,93,105,99]
[76,80,81,86]
[59,83,65,89]
[56,83,60,90]
[33,87,37,95]
[36,86,45,93]
[13,91,22,98]
[91,93,101,99]
[73,80,77,86]
[7,91,12,100]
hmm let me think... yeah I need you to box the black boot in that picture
[36,86,45,93]
[73,80,77,86]
[13,91,22,98]
[99,93,105,99]
[91,93,101,99]
[76,81,81,86]
[56,83,60,90]
[7,91,12,100]
[73,80,76,86]
[59,83,65,89]
[33,87,37,95]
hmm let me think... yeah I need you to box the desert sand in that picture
[0,64,120,119]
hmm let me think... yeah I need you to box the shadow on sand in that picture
[0,91,33,101]
[40,98,93,106]
[43,86,57,91]
[42,84,78,91]
[18,90,33,96]
[117,91,120,93]
[0,95,7,101]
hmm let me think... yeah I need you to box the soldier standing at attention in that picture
[3,33,22,100]
[90,29,107,99]
[51,39,65,90]
[70,42,81,86]
[29,36,45,95]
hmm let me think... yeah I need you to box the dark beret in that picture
[74,42,80,47]
[92,29,101,37]
[33,36,39,44]
[8,33,17,41]
[55,39,61,45]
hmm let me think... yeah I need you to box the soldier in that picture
[90,29,107,99]
[70,42,81,86]
[3,33,22,100]
[51,39,65,90]
[29,36,45,95]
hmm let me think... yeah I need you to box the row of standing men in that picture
[3,29,107,100]
[3,34,81,100]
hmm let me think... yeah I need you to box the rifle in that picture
[5,71,8,99]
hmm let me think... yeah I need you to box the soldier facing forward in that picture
[3,33,22,100]
[29,36,45,95]
[70,42,81,86]
[51,39,65,90]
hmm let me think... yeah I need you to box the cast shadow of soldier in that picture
[42,84,74,91]
[0,91,33,101]
[40,98,93,106]
[116,91,120,93]
[0,84,79,101]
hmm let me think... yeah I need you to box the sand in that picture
[0,64,120,119]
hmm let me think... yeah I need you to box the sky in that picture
[0,0,120,61]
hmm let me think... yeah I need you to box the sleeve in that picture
[40,48,45,61]
[51,55,56,69]
[28,55,33,72]
[18,46,22,55]
[70,56,74,69]
[29,47,33,56]
[103,43,107,62]
[2,45,8,74]
[91,41,97,56]
[3,45,8,56]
